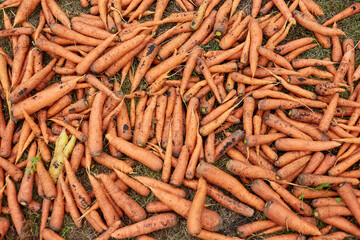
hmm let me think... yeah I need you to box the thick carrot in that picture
[6,176,25,236]
[264,199,321,235]
[111,213,177,239]
[106,133,163,171]
[213,0,232,36]
[98,173,147,222]
[187,177,207,236]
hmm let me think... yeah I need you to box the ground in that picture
[0,0,360,239]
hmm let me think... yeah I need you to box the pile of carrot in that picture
[0,0,360,239]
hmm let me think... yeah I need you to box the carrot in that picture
[17,142,37,206]
[264,233,306,240]
[293,10,345,35]
[187,177,207,236]
[298,173,359,187]
[6,176,25,236]
[321,216,360,238]
[136,236,156,240]
[149,185,223,232]
[219,16,249,50]
[264,199,321,235]
[269,181,313,216]
[132,43,159,92]
[318,93,339,132]
[249,17,263,78]
[42,229,65,240]
[11,35,30,87]
[48,181,64,232]
[111,213,177,239]
[136,96,158,146]
[106,133,163,171]
[213,0,231,36]
[94,220,121,240]
[227,159,278,181]
[113,168,150,196]
[179,10,217,53]
[336,183,360,225]
[98,173,147,222]
[91,34,146,73]
[63,157,91,210]
[0,120,15,158]
[0,217,10,240]
[88,174,119,227]
[264,113,312,140]
[313,205,352,219]
[237,220,277,238]
[146,201,172,213]
[276,37,314,55]
[190,0,210,30]
[323,3,360,26]
[308,232,349,240]
[272,0,295,22]
[200,103,239,136]
[46,0,71,28]
[58,173,82,228]
[169,145,189,186]
[197,161,265,211]
[13,0,41,25]
[275,138,340,151]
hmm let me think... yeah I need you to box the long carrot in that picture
[111,213,177,239]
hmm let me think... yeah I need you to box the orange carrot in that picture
[187,177,207,236]
[106,133,163,171]
[111,213,177,239]
[197,161,265,211]
[264,199,321,235]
